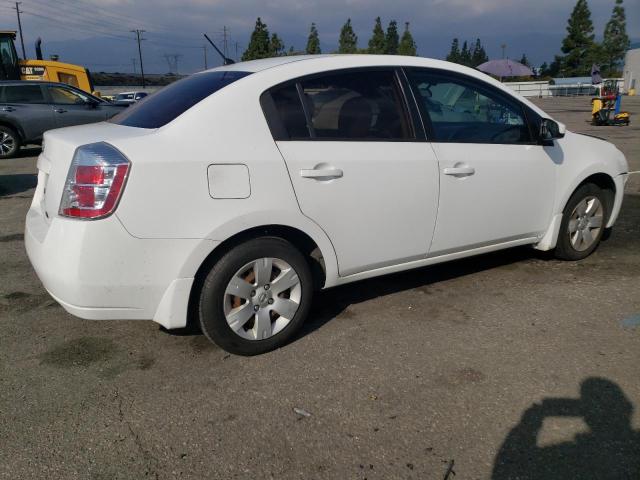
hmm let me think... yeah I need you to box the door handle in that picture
[54,108,67,113]
[1,106,16,112]
[300,168,343,180]
[443,166,475,176]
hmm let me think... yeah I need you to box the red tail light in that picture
[59,143,130,219]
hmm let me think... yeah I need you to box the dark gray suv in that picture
[0,81,124,158]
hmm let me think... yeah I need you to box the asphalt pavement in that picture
[1,96,639,479]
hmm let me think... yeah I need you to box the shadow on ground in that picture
[0,173,37,197]
[492,377,640,479]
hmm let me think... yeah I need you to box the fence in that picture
[504,78,624,98]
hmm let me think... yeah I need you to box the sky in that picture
[1,0,639,74]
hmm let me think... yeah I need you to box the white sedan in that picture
[25,55,629,355]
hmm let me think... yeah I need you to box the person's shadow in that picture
[492,377,640,479]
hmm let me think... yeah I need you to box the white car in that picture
[25,55,629,355]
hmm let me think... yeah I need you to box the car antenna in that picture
[203,34,235,65]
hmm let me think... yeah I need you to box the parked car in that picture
[112,91,148,106]
[0,81,124,158]
[25,55,629,355]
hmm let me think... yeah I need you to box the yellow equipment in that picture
[0,31,96,94]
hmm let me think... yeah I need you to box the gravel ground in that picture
[0,96,639,480]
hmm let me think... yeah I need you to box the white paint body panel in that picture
[429,142,556,254]
[277,141,440,275]
[24,55,629,329]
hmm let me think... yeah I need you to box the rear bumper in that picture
[24,205,217,329]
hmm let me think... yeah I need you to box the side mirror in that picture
[539,119,565,146]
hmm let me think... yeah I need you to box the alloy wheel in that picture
[223,257,302,340]
[567,196,604,252]
[0,131,16,156]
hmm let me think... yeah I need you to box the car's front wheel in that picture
[0,126,20,159]
[198,237,313,355]
[555,183,608,260]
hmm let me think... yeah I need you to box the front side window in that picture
[3,85,45,103]
[48,86,90,104]
[266,69,413,141]
[407,69,531,144]
[110,70,251,129]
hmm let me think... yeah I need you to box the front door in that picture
[46,85,108,128]
[270,69,440,276]
[406,68,556,256]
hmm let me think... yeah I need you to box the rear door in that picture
[406,68,556,255]
[0,84,54,141]
[265,68,440,276]
[45,85,108,127]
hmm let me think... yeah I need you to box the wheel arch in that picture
[0,119,25,142]
[185,223,336,331]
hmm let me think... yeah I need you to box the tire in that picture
[554,183,608,260]
[198,237,313,355]
[0,126,20,159]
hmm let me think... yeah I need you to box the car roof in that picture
[206,54,339,73]
[0,80,72,87]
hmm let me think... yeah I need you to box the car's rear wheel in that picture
[0,126,20,159]
[555,183,608,260]
[198,237,313,355]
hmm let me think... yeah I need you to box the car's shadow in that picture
[0,147,41,197]
[168,245,543,341]
[297,246,542,339]
[0,173,37,197]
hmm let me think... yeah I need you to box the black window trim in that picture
[261,66,423,143]
[403,66,539,146]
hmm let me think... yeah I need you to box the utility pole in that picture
[131,29,146,88]
[14,2,26,60]
[202,45,208,70]
[501,43,507,59]
[223,26,228,58]
[234,42,239,62]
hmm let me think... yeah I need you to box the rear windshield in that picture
[109,70,251,129]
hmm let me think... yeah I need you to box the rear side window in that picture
[301,70,412,140]
[3,85,45,103]
[110,70,251,129]
[264,69,413,141]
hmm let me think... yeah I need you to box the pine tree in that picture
[539,62,549,76]
[602,0,629,75]
[471,38,488,67]
[269,33,285,57]
[385,20,399,55]
[559,0,596,76]
[460,40,472,66]
[446,38,460,63]
[306,23,321,54]
[397,22,417,56]
[242,17,271,61]
[519,53,530,67]
[338,18,358,53]
[368,17,386,54]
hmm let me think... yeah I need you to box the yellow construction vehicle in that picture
[0,31,96,94]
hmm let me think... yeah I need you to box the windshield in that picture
[109,70,251,129]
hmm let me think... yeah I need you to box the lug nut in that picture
[253,305,259,311]
[268,298,274,305]
[264,284,270,290]
[250,290,256,297]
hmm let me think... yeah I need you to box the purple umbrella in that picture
[476,59,534,78]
